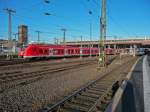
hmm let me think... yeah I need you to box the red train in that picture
[18,43,115,59]
[105,48,116,55]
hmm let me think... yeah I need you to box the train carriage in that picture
[105,48,115,55]
[18,43,115,59]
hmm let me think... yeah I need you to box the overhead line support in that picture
[4,8,16,59]
[98,0,106,67]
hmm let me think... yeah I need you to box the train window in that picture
[68,50,70,54]
[61,50,64,54]
[33,48,36,52]
[72,50,74,53]
[49,49,53,53]
[60,50,63,54]
[53,50,57,54]
[44,50,48,54]
[76,50,78,53]
[39,49,43,54]
[57,50,60,54]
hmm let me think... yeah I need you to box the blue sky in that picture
[0,0,150,43]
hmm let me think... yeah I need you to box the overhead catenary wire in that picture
[0,0,104,42]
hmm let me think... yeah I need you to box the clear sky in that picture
[0,0,150,43]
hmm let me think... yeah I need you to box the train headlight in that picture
[99,58,102,62]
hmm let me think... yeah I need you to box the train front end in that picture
[18,45,31,59]
[18,47,25,58]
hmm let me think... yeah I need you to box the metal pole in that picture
[61,28,67,57]
[13,33,17,54]
[38,32,40,43]
[99,0,106,67]
[4,8,16,59]
[54,37,56,44]
[61,28,66,44]
[54,37,59,45]
[35,31,41,43]
[80,36,83,59]
[2,44,4,54]
[90,21,92,57]
[14,33,19,53]
[8,11,11,41]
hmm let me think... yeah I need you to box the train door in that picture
[64,48,68,56]
[49,48,53,56]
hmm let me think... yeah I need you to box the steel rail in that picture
[0,61,96,83]
[0,58,97,71]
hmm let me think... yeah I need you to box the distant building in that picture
[0,39,17,54]
[18,25,28,45]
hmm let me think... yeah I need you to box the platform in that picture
[143,55,150,112]
[110,55,150,112]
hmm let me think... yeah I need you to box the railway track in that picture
[0,56,99,67]
[0,61,98,93]
[0,56,115,72]
[0,61,96,83]
[0,58,31,66]
[0,58,98,71]
[41,57,136,112]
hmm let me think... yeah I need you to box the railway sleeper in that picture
[83,89,103,96]
[97,103,108,112]
[81,92,100,99]
[89,87,108,93]
[62,106,86,112]
[78,95,97,102]
[64,102,89,112]
[93,95,112,112]
[76,95,96,103]
[85,90,104,96]
[74,97,96,105]
[71,99,94,107]
[100,78,115,82]
[95,82,112,86]
[67,101,91,109]
[90,87,107,92]
[0,71,22,76]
